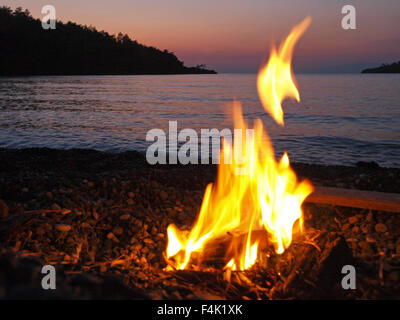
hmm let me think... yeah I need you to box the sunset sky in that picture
[4,0,400,73]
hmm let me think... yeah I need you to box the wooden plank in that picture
[305,186,400,213]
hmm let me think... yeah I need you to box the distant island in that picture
[0,6,216,76]
[361,61,400,73]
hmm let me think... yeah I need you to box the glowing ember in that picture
[165,17,313,271]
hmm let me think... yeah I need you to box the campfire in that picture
[2,2,400,303]
[165,17,313,271]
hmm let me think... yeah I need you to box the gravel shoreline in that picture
[0,148,399,299]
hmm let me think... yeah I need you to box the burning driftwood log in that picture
[166,228,354,299]
[187,230,270,269]
[275,229,354,297]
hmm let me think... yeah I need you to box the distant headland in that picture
[361,61,400,73]
[0,6,216,76]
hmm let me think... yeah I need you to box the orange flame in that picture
[165,17,313,271]
[257,16,311,125]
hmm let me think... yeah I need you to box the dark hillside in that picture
[0,6,216,76]
[362,61,400,73]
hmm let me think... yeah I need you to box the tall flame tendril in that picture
[258,16,311,125]
[165,17,313,271]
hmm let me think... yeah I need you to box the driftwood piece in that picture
[306,186,400,213]
[276,229,354,298]
[188,230,269,268]
[165,229,354,299]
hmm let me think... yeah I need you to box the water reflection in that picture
[0,74,399,167]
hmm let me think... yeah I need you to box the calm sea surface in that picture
[0,74,399,167]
